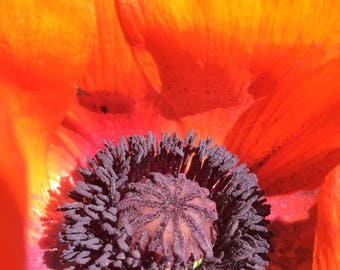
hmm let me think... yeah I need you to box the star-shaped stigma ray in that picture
[117,173,218,265]
[45,130,271,270]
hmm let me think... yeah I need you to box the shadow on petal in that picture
[268,206,317,270]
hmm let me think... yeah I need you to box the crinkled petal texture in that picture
[313,165,340,270]
[43,1,340,269]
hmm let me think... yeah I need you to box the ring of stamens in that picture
[50,130,271,270]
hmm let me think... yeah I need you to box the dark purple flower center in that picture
[44,130,271,270]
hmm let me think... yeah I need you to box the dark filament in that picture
[49,130,271,270]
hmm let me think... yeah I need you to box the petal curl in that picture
[313,165,340,270]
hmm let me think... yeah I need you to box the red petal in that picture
[0,97,26,269]
[225,57,340,194]
[313,165,340,269]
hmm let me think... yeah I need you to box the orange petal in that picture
[75,1,340,147]
[79,1,258,144]
[116,0,256,125]
[0,0,95,205]
[0,96,26,269]
[313,164,340,270]
[116,0,340,138]
[0,0,95,89]
[225,57,340,194]
[81,1,149,99]
[69,1,173,159]
[121,0,340,197]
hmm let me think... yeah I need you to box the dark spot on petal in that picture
[76,87,89,96]
[100,105,108,114]
[77,90,133,114]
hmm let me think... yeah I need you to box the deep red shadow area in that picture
[267,207,317,270]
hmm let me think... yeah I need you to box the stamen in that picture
[43,130,271,269]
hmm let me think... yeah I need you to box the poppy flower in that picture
[1,1,339,269]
